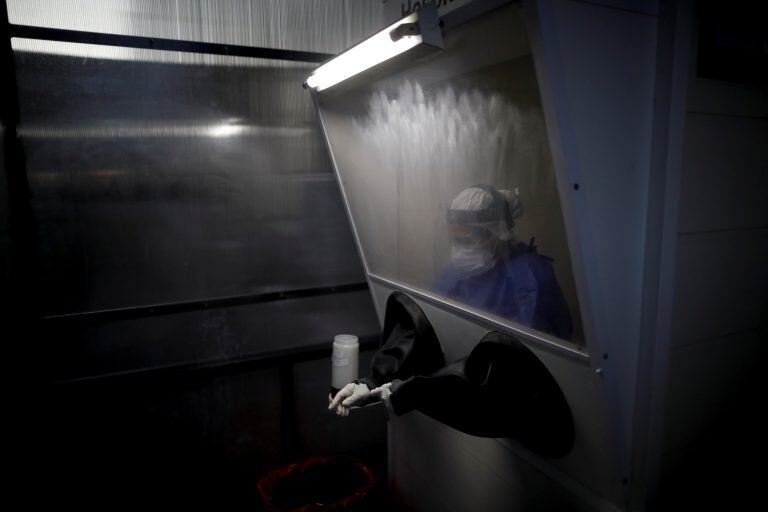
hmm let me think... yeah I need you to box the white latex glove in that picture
[328,382,370,417]
[370,382,394,412]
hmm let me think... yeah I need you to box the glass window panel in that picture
[14,40,365,314]
[7,0,384,54]
[316,4,585,344]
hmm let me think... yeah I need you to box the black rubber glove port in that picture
[390,331,575,458]
[357,291,575,458]
[355,291,446,391]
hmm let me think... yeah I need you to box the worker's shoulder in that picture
[504,245,556,277]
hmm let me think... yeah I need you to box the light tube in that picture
[305,12,423,92]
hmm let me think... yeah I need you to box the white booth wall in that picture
[649,1,768,509]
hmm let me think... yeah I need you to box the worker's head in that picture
[445,185,523,275]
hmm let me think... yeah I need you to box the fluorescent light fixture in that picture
[305,4,442,92]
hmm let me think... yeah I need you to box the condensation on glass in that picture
[6,0,384,54]
[316,4,585,344]
[13,39,365,315]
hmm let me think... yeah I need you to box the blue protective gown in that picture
[433,241,573,340]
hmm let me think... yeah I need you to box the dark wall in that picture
[654,2,768,510]
[0,124,8,284]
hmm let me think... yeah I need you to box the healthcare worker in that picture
[433,185,572,340]
[329,185,573,417]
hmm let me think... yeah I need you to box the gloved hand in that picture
[370,382,394,413]
[328,382,371,417]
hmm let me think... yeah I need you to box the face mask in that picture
[450,244,496,276]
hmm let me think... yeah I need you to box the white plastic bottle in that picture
[331,334,359,395]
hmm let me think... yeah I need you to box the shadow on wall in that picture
[656,364,766,511]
